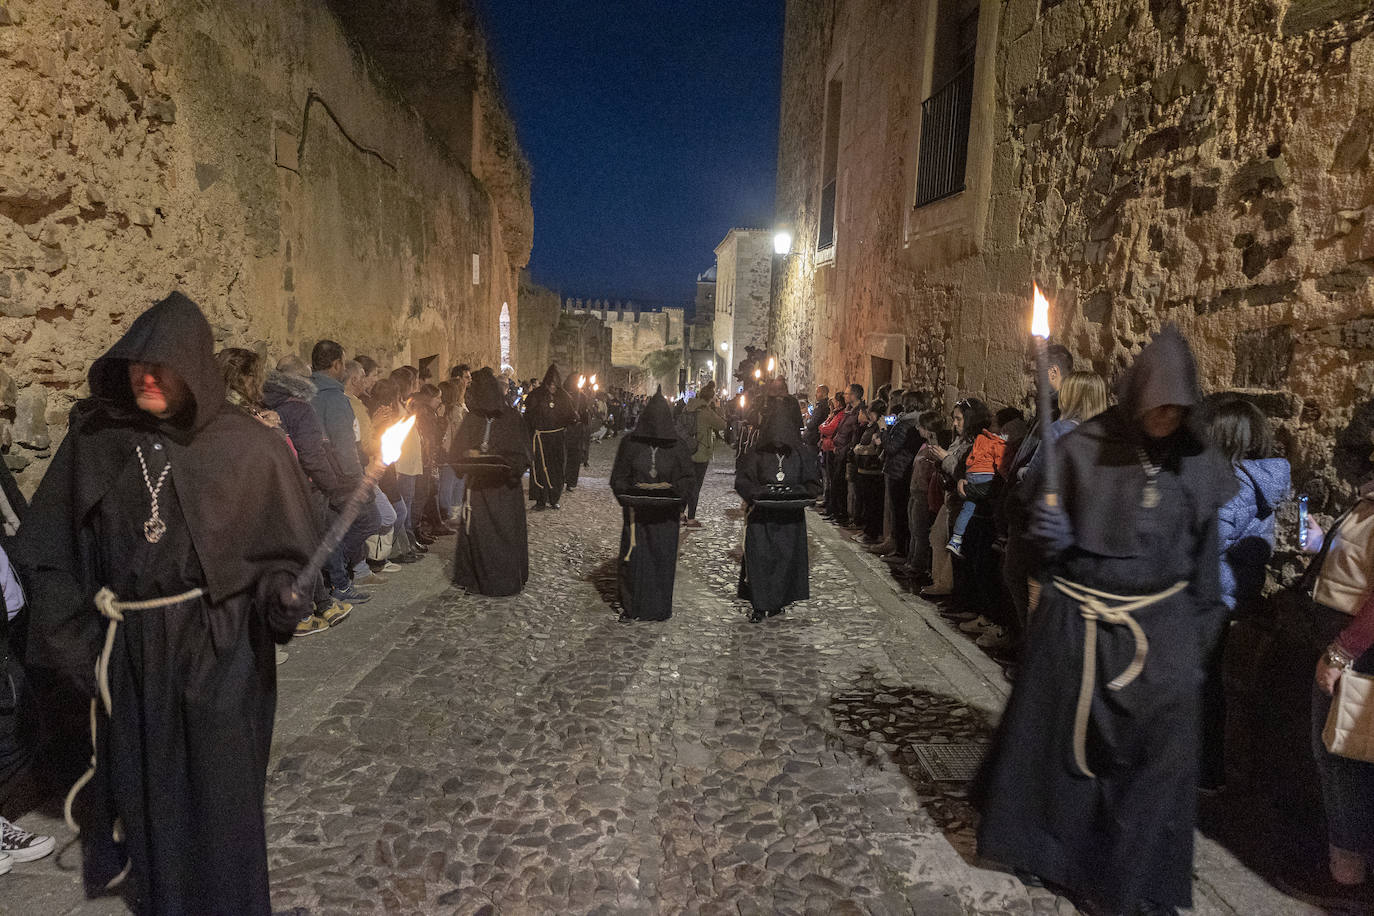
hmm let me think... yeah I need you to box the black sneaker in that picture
[0,817,55,862]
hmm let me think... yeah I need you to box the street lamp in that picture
[773,230,793,256]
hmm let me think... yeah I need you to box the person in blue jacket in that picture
[1202,397,1290,791]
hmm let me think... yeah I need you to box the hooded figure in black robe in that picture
[735,397,822,621]
[524,364,576,510]
[451,368,532,596]
[14,292,316,914]
[563,371,589,490]
[975,326,1235,913]
[610,393,694,621]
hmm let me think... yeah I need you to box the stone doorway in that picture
[870,355,893,394]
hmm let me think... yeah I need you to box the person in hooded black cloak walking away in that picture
[974,326,1235,915]
[13,292,316,915]
[610,391,695,621]
[450,368,533,597]
[524,364,576,510]
[736,396,822,622]
[563,370,589,491]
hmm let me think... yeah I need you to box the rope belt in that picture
[65,586,205,834]
[623,508,637,562]
[1051,576,1189,779]
[531,428,564,491]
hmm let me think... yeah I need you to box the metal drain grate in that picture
[912,741,989,782]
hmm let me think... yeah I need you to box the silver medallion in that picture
[775,470,786,482]
[143,517,166,544]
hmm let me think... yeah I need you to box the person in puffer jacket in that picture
[1201,398,1290,791]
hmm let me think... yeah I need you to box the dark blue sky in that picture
[476,0,784,307]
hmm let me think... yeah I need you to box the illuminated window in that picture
[499,302,511,369]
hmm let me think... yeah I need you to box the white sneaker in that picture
[0,817,55,862]
[958,615,994,634]
[379,562,402,573]
[0,851,11,875]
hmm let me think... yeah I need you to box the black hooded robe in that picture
[736,398,822,616]
[611,396,694,621]
[975,327,1235,912]
[563,377,588,489]
[451,369,533,597]
[14,293,316,915]
[525,366,576,507]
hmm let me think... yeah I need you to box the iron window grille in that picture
[914,62,975,209]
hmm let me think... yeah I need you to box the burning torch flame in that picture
[589,374,597,386]
[766,357,775,373]
[577,375,585,389]
[740,394,747,409]
[593,383,600,393]
[1031,283,1051,339]
[379,416,417,466]
[753,368,762,380]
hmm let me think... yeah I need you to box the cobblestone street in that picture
[13,442,1322,915]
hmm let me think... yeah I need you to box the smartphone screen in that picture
[884,414,897,426]
[1299,495,1309,550]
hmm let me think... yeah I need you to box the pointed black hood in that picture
[759,396,804,450]
[631,393,678,442]
[542,364,562,388]
[468,367,507,417]
[1118,324,1200,422]
[88,291,224,434]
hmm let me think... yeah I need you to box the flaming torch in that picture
[589,374,597,386]
[577,375,586,390]
[1031,283,1058,503]
[766,356,776,376]
[290,415,416,599]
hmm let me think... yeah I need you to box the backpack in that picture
[675,407,699,455]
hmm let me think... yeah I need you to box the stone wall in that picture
[516,272,561,378]
[713,229,774,385]
[773,0,1374,510]
[0,0,532,488]
[564,299,683,394]
[548,313,611,383]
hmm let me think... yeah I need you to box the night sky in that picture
[475,0,785,309]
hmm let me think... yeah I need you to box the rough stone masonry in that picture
[771,0,1374,518]
[0,0,533,490]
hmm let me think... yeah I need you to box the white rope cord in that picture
[64,586,205,835]
[531,428,565,492]
[622,508,636,563]
[1050,577,1189,778]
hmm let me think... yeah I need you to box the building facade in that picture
[772,0,1374,510]
[712,229,775,387]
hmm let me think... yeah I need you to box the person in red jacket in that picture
[947,402,1003,557]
